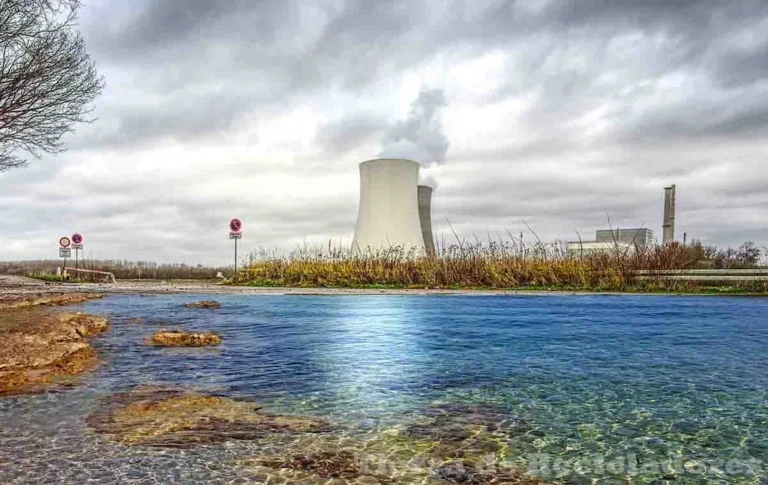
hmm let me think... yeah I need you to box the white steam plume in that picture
[379,89,449,188]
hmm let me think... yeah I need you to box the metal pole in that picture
[234,238,238,278]
[75,249,79,272]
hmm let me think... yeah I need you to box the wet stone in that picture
[87,387,333,448]
[0,312,108,395]
[184,300,221,309]
[149,330,221,347]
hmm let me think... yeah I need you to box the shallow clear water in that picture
[1,294,767,484]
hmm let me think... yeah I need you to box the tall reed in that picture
[239,241,757,292]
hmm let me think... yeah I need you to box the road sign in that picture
[59,247,71,258]
[229,218,242,233]
[229,232,242,239]
[72,233,83,244]
[72,243,83,250]
[59,237,71,248]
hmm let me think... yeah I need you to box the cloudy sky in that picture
[2,0,768,265]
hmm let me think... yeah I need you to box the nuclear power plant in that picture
[353,157,678,256]
[352,159,435,254]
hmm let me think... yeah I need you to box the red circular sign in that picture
[72,233,83,244]
[59,237,71,248]
[229,218,242,232]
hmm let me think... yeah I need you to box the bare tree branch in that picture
[0,0,102,172]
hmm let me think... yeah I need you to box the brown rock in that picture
[0,312,107,395]
[183,300,221,309]
[149,330,221,347]
[87,388,332,447]
[0,293,102,311]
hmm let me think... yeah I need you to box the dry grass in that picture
[239,241,767,293]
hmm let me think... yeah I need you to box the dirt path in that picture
[0,274,47,288]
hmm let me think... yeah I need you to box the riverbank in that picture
[0,291,107,395]
[4,274,768,297]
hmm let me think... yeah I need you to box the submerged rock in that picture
[87,387,332,447]
[258,451,363,479]
[183,300,221,309]
[241,401,547,483]
[0,312,108,395]
[395,402,531,463]
[149,330,221,347]
[434,460,551,484]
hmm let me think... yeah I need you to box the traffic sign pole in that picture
[59,237,71,281]
[71,234,83,276]
[229,218,243,279]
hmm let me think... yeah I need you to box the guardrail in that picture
[635,269,768,282]
[63,267,117,284]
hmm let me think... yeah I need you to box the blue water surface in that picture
[1,293,767,484]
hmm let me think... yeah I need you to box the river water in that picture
[1,294,766,484]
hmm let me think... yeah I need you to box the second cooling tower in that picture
[418,185,436,255]
[353,159,426,253]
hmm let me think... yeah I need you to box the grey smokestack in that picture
[418,185,436,255]
[662,184,676,244]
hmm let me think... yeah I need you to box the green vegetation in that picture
[26,272,63,282]
[237,240,767,294]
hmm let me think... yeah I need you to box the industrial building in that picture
[595,228,654,249]
[352,158,435,254]
[567,228,654,256]
[568,184,677,256]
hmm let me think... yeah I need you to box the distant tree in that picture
[0,0,103,172]
[713,241,761,269]
[736,241,760,266]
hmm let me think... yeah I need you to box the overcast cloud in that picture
[2,0,768,264]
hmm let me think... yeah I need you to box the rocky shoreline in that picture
[0,293,107,395]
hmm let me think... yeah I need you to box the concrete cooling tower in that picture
[353,159,426,253]
[418,185,436,256]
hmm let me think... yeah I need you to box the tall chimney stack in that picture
[417,185,436,256]
[662,184,676,244]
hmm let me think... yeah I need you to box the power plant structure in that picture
[596,228,654,249]
[567,185,677,256]
[567,228,654,256]
[662,184,676,244]
[352,158,674,257]
[418,185,436,255]
[353,159,435,254]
